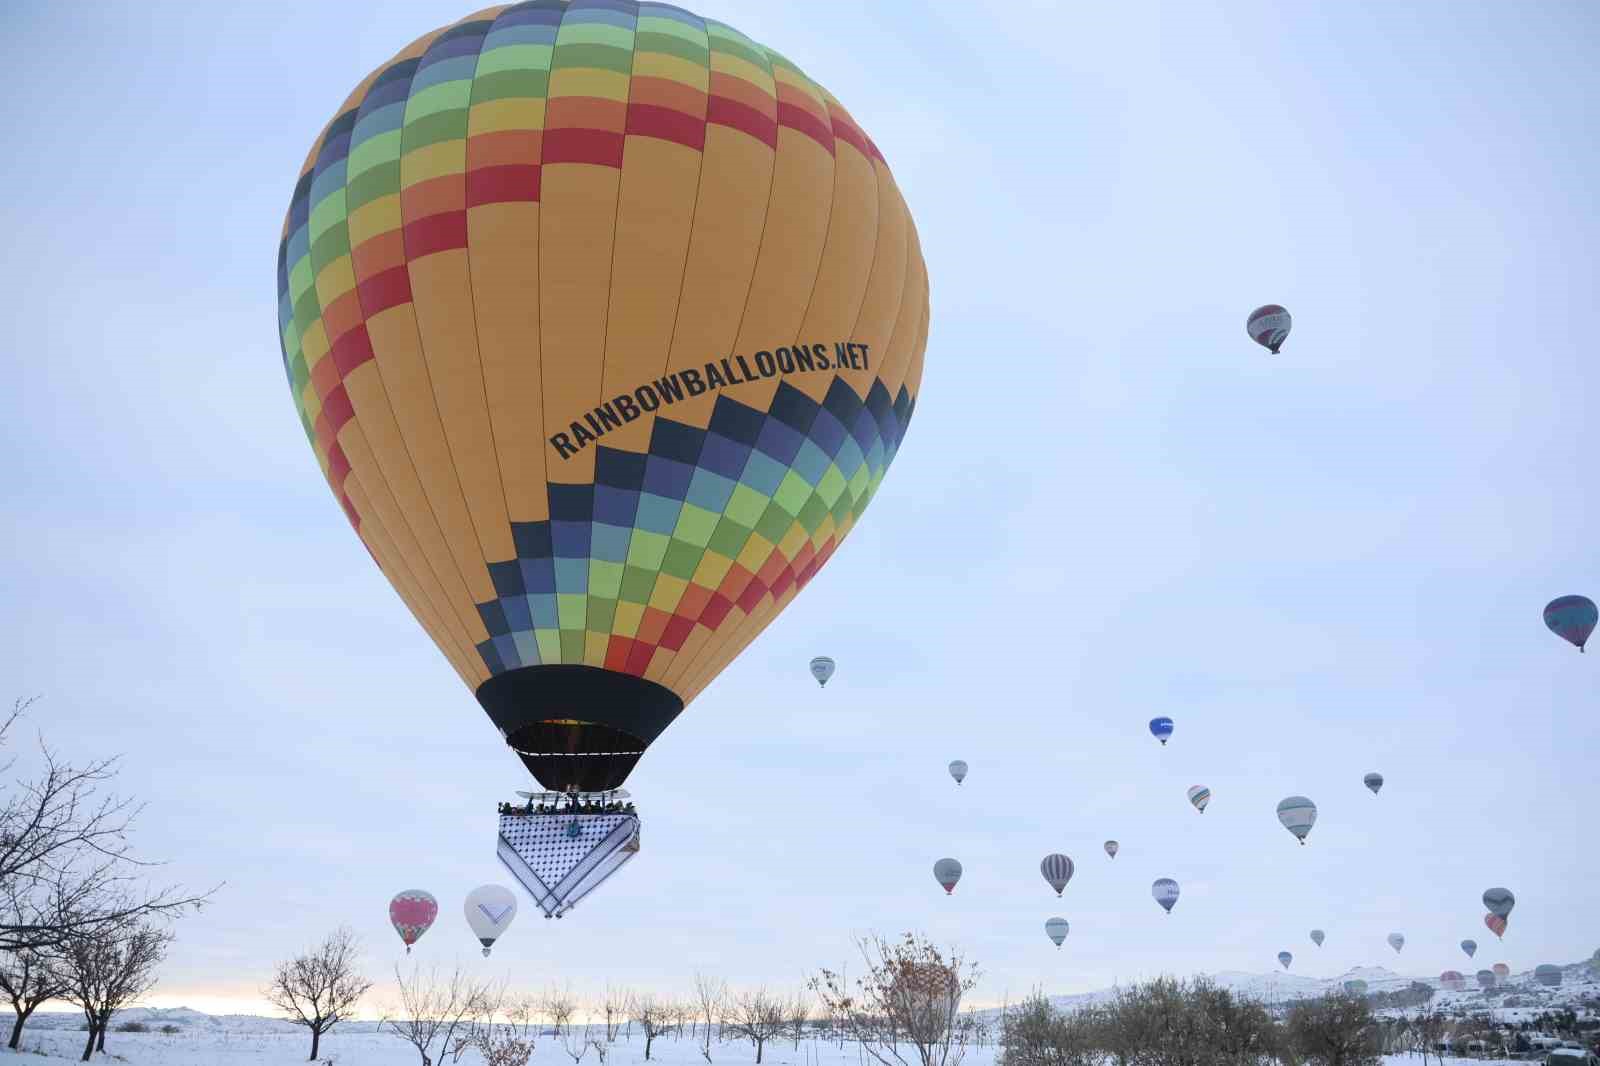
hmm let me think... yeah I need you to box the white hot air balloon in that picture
[1387,932,1405,954]
[1186,785,1211,813]
[1152,878,1180,914]
[948,760,968,785]
[934,858,963,895]
[1247,304,1292,354]
[809,657,836,688]
[464,885,518,957]
[1276,795,1317,844]
[1045,918,1069,948]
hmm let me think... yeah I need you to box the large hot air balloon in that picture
[1492,962,1510,980]
[1045,918,1069,948]
[1277,951,1292,971]
[948,760,968,785]
[1152,878,1180,914]
[1439,970,1465,991]
[464,884,518,957]
[278,2,928,917]
[809,657,836,687]
[389,889,438,953]
[1247,305,1291,354]
[1149,717,1174,746]
[1363,772,1383,794]
[1276,795,1317,844]
[934,858,962,895]
[1485,913,1508,939]
[1310,929,1325,948]
[1475,969,1496,990]
[1534,963,1562,987]
[1103,840,1119,859]
[1543,595,1597,651]
[1187,785,1211,813]
[1388,932,1405,953]
[1461,939,1478,958]
[1482,887,1515,919]
[1040,854,1075,896]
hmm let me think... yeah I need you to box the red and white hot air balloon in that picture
[389,889,438,954]
[1247,304,1292,354]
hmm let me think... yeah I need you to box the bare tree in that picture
[787,990,813,1048]
[811,933,980,1066]
[1411,1011,1447,1066]
[385,961,495,1066]
[0,947,70,1050]
[602,983,633,1042]
[557,1012,591,1066]
[264,926,373,1062]
[60,921,171,1062]
[544,982,578,1036]
[1287,992,1380,1066]
[468,988,537,1066]
[695,972,726,1062]
[723,988,788,1064]
[634,994,682,1060]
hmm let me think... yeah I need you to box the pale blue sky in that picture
[2,0,1596,1013]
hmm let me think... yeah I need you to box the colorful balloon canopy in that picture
[1187,785,1211,813]
[1247,304,1292,354]
[1152,878,1180,914]
[1045,917,1069,948]
[934,858,962,894]
[1439,971,1465,991]
[1310,929,1325,948]
[1149,717,1174,745]
[1388,932,1405,953]
[1363,772,1383,794]
[1492,962,1510,979]
[1485,912,1508,939]
[1041,853,1075,896]
[277,2,929,797]
[1543,595,1597,651]
[809,657,836,687]
[464,884,517,957]
[1534,963,1562,987]
[389,889,438,953]
[1476,969,1496,989]
[1277,951,1292,970]
[1104,840,1119,859]
[948,760,968,785]
[1482,886,1515,919]
[1276,795,1317,843]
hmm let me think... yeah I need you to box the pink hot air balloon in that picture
[1485,912,1508,940]
[390,890,438,954]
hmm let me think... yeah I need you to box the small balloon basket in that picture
[496,803,640,919]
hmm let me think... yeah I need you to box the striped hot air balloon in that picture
[1544,595,1597,651]
[948,760,968,785]
[1045,918,1069,948]
[1040,853,1075,896]
[809,657,836,687]
[934,858,962,894]
[1485,912,1508,939]
[1247,304,1292,354]
[1152,878,1179,914]
[1276,795,1317,844]
[1187,785,1211,813]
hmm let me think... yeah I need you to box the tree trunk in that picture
[96,1013,109,1052]
[10,1007,29,1050]
[645,1032,654,1060]
[309,1024,321,1061]
[80,1024,96,1062]
[755,1037,763,1064]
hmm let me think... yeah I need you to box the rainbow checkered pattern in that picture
[277,0,928,713]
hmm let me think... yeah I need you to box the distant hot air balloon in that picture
[934,858,962,895]
[1388,932,1405,953]
[1187,785,1211,813]
[1461,939,1478,959]
[1343,979,1368,996]
[1247,304,1292,354]
[1045,918,1069,948]
[1310,929,1325,948]
[1149,717,1174,746]
[464,884,517,957]
[1363,772,1383,794]
[1152,878,1180,914]
[389,889,438,954]
[1104,840,1119,859]
[1485,913,1508,939]
[1276,795,1317,844]
[1476,969,1496,989]
[1278,951,1292,970]
[1041,854,1075,896]
[1534,963,1562,987]
[810,657,836,688]
[1482,887,1515,919]
[1543,595,1597,651]
[1439,970,1465,991]
[948,760,968,785]
[1492,962,1510,980]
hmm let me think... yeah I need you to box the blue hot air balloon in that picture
[1149,717,1174,746]
[1544,595,1597,652]
[1152,878,1180,914]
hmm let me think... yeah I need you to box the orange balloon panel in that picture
[276,1,927,791]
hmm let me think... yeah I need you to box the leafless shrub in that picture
[384,961,494,1066]
[811,932,980,1066]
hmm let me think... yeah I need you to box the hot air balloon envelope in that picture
[1485,913,1508,939]
[1461,939,1478,958]
[1276,795,1317,842]
[1363,772,1383,794]
[1310,929,1325,948]
[277,3,929,800]
[389,889,438,952]
[1476,969,1496,989]
[1103,840,1119,859]
[1440,970,1465,991]
[1534,963,1562,987]
[1040,853,1075,895]
[810,657,836,688]
[1388,932,1405,953]
[1482,887,1515,918]
[1152,878,1180,913]
[1149,717,1174,745]
[934,858,962,894]
[1045,918,1069,947]
[948,760,968,785]
[464,884,518,956]
[1247,304,1292,354]
[1187,785,1211,813]
[1544,595,1597,650]
[1278,951,1292,970]
[1492,963,1510,979]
